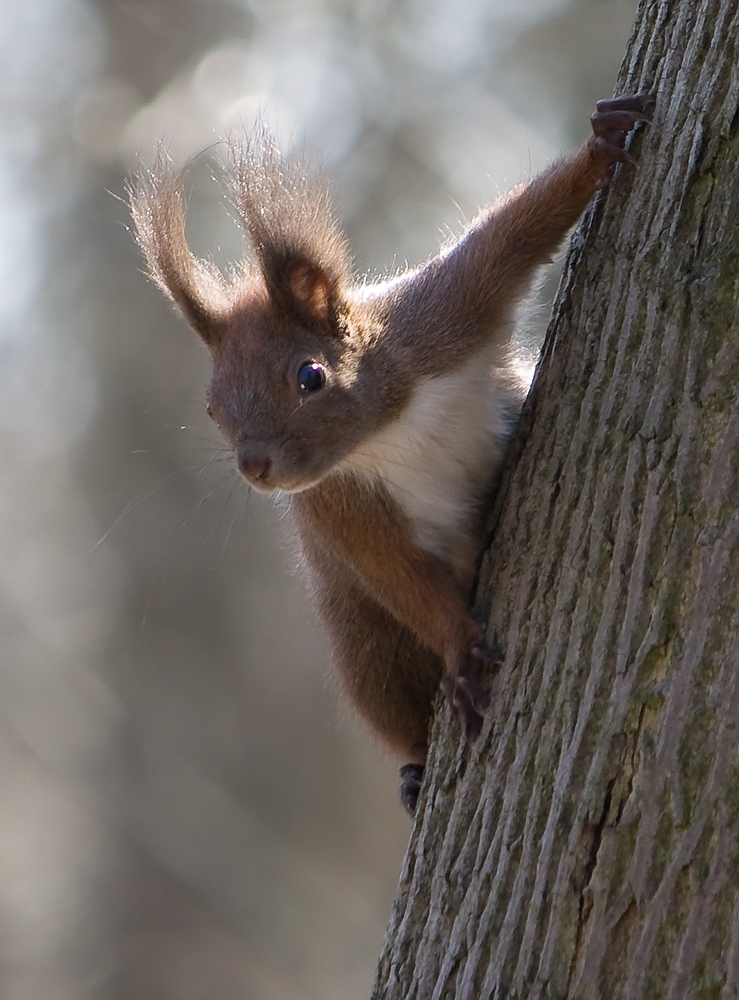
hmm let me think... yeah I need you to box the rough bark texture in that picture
[372,1,739,997]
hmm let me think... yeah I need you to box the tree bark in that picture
[372,1,739,997]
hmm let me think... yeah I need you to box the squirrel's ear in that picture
[285,258,333,326]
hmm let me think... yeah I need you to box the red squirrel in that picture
[129,94,654,813]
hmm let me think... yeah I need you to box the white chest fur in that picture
[342,345,522,567]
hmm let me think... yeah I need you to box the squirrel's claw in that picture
[442,621,501,741]
[471,623,504,666]
[441,672,491,742]
[399,762,425,815]
[589,92,655,188]
[595,93,656,116]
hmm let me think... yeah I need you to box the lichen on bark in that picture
[372,1,739,997]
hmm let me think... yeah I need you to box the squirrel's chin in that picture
[240,470,324,494]
[274,475,325,495]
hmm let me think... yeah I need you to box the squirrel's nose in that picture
[237,441,272,484]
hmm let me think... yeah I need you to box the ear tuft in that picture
[128,150,232,348]
[225,124,352,330]
[286,259,332,325]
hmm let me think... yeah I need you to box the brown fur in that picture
[129,97,654,809]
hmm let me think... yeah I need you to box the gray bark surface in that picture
[372,1,739,997]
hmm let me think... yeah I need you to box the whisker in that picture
[140,466,240,627]
[184,435,232,449]
[222,478,247,559]
[195,473,232,507]
[194,451,232,479]
[92,475,176,549]
[194,469,242,554]
[284,400,305,424]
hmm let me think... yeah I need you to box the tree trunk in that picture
[372,1,739,997]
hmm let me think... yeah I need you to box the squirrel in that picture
[129,93,655,813]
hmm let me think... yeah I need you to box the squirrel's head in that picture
[128,127,390,493]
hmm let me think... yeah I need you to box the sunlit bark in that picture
[373,0,739,996]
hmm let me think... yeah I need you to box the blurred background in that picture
[0,0,637,997]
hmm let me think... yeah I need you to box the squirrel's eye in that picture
[297,361,326,394]
[206,402,214,418]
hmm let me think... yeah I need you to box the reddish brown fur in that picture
[129,97,654,810]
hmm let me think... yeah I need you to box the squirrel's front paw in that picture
[441,624,499,741]
[441,672,490,741]
[589,92,656,188]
